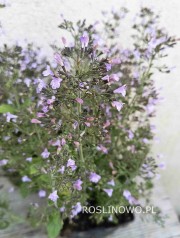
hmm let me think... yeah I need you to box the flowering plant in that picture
[0,7,177,238]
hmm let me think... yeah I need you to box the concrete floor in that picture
[0,0,180,214]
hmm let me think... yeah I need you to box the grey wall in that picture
[0,0,180,213]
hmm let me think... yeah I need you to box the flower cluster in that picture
[0,7,177,237]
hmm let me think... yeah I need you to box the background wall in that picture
[0,0,180,214]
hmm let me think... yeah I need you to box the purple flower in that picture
[123,190,139,205]
[89,172,101,183]
[102,75,109,82]
[5,112,17,123]
[123,190,131,199]
[142,138,149,144]
[128,130,134,139]
[61,138,66,146]
[109,74,119,83]
[111,58,121,65]
[50,77,62,89]
[51,139,61,147]
[107,179,115,186]
[58,166,65,174]
[113,85,126,97]
[42,106,49,113]
[41,148,50,159]
[48,190,59,203]
[71,202,82,217]
[72,121,79,130]
[103,188,113,197]
[42,65,53,77]
[36,79,46,93]
[26,157,32,162]
[0,159,8,166]
[31,118,41,124]
[54,53,64,66]
[111,101,124,112]
[105,63,112,71]
[97,144,108,154]
[38,190,46,198]
[22,175,31,182]
[80,32,89,48]
[24,78,31,87]
[47,96,56,105]
[73,179,83,191]
[67,159,77,171]
[60,206,66,212]
[146,104,155,115]
[75,98,83,104]
[133,50,140,60]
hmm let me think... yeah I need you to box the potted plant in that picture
[0,7,177,238]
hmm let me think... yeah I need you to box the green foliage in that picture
[47,212,63,238]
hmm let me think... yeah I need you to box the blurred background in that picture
[0,0,180,215]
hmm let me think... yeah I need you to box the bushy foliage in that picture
[0,7,177,237]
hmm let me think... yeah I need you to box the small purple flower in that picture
[61,138,66,146]
[111,58,121,65]
[97,144,108,154]
[103,188,113,197]
[128,130,134,139]
[105,63,112,71]
[71,202,82,217]
[51,139,61,147]
[47,96,56,105]
[42,65,53,77]
[58,166,65,174]
[50,77,62,89]
[113,85,126,97]
[5,112,18,123]
[111,101,124,112]
[60,206,66,212]
[80,32,89,48]
[22,175,31,182]
[31,118,41,124]
[73,179,83,191]
[24,78,31,87]
[67,159,77,171]
[0,159,8,166]
[123,190,139,205]
[89,172,101,183]
[54,53,64,66]
[38,190,46,198]
[109,74,119,83]
[48,190,59,203]
[42,106,49,113]
[75,98,83,104]
[107,179,115,186]
[142,138,149,144]
[41,148,50,159]
[73,121,79,130]
[146,104,155,115]
[37,79,47,93]
[26,157,32,162]
[102,75,109,82]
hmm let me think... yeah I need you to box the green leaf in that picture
[29,165,39,175]
[47,211,63,238]
[0,104,15,113]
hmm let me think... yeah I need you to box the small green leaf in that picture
[47,211,63,238]
[0,104,15,113]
